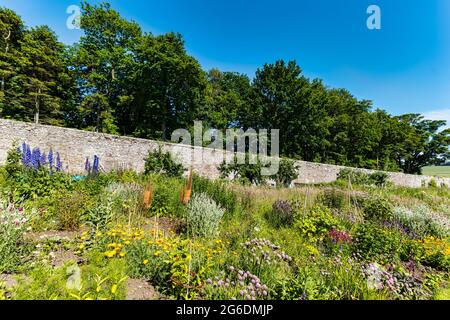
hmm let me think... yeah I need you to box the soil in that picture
[24,228,85,242]
[0,274,18,290]
[51,249,83,268]
[125,278,162,300]
[143,216,186,236]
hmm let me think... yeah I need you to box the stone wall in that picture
[1,119,449,188]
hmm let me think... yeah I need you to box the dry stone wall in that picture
[1,119,449,188]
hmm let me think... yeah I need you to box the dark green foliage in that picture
[362,197,393,222]
[219,155,265,186]
[5,143,22,178]
[352,224,402,262]
[337,169,389,187]
[421,253,450,272]
[370,172,389,187]
[319,189,347,210]
[271,159,298,187]
[144,146,185,178]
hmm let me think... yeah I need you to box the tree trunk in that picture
[161,120,167,140]
[34,87,41,124]
[96,103,100,133]
[1,30,11,92]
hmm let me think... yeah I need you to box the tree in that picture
[245,60,330,161]
[127,32,207,139]
[204,68,251,129]
[15,26,67,124]
[70,1,141,133]
[0,8,24,116]
[392,114,450,174]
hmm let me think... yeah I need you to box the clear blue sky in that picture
[1,0,449,124]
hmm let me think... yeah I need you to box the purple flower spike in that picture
[55,152,62,172]
[48,148,54,170]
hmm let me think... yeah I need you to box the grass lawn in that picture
[423,166,450,178]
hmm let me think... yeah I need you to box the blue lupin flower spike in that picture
[31,148,40,170]
[93,155,100,174]
[40,152,47,166]
[48,148,54,170]
[56,152,62,172]
[25,145,32,167]
[85,157,91,174]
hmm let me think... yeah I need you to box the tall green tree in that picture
[245,60,330,161]
[127,32,207,139]
[205,68,251,129]
[70,2,141,133]
[14,26,67,124]
[0,8,24,117]
[392,114,450,174]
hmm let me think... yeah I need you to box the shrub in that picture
[369,171,389,187]
[125,240,170,284]
[220,157,298,187]
[393,206,449,238]
[271,159,298,187]
[337,169,370,185]
[148,174,185,218]
[105,182,145,221]
[56,191,86,231]
[319,189,347,210]
[83,196,114,231]
[186,193,225,237]
[352,224,402,261]
[269,200,294,227]
[428,179,438,188]
[219,155,265,186]
[144,146,184,178]
[422,253,450,272]
[5,143,22,179]
[294,205,340,242]
[362,197,393,222]
[337,168,389,187]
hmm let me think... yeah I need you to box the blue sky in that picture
[1,0,449,125]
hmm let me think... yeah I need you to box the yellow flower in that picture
[104,251,116,258]
[111,284,118,294]
[120,252,126,258]
[154,251,161,257]
[143,260,149,265]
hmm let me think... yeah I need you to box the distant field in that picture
[423,166,450,178]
